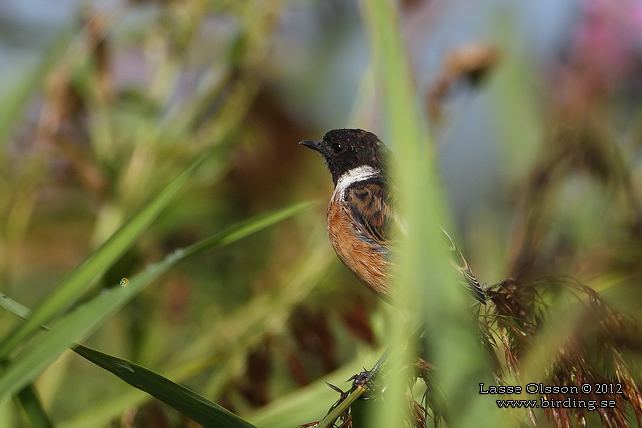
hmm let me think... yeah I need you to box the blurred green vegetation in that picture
[0,2,382,426]
[1,0,642,427]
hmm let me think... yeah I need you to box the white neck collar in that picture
[333,165,380,198]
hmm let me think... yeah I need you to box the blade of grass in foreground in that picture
[62,229,331,428]
[361,0,428,425]
[362,0,497,426]
[0,201,316,400]
[0,296,256,428]
[73,345,257,428]
[0,155,205,360]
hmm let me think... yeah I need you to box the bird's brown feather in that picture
[326,179,394,296]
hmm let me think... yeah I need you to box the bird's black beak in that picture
[299,140,322,152]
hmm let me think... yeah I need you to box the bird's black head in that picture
[300,128,387,186]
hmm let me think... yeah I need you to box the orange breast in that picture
[326,199,391,296]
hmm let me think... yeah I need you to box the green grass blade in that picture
[363,0,497,426]
[0,294,31,320]
[246,350,380,428]
[62,230,331,428]
[73,345,257,428]
[0,200,315,400]
[316,386,366,428]
[362,0,428,426]
[182,199,319,258]
[0,268,165,399]
[0,155,206,360]
[14,385,54,428]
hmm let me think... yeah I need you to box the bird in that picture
[301,130,642,428]
[300,128,486,304]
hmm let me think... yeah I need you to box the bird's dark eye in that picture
[331,143,344,154]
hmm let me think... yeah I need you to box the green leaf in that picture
[0,294,30,320]
[362,1,430,426]
[0,267,164,399]
[62,224,330,428]
[181,199,319,259]
[0,155,205,360]
[73,345,257,428]
[363,1,496,427]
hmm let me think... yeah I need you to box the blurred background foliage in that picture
[1,0,642,427]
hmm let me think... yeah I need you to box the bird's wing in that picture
[343,179,486,304]
[344,178,395,250]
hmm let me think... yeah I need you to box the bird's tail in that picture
[441,227,487,304]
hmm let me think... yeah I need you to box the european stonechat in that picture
[300,128,486,304]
